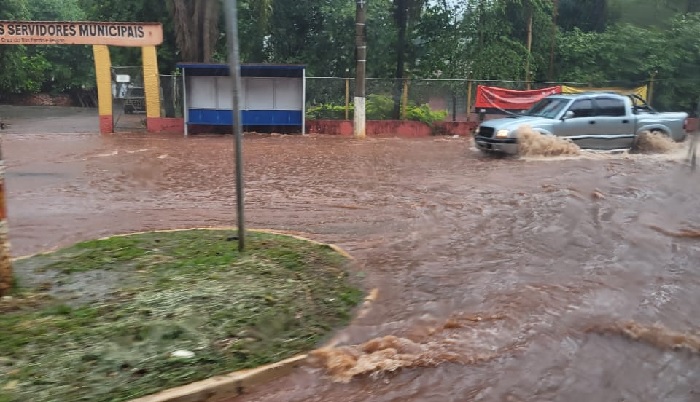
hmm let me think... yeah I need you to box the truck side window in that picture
[595,97,626,117]
[568,99,594,118]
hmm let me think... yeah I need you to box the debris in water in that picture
[632,131,682,154]
[2,380,19,391]
[588,321,700,353]
[170,350,195,359]
[516,125,581,157]
[591,189,605,200]
[648,225,700,239]
[309,335,494,383]
[310,313,508,382]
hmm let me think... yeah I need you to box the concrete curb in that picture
[11,227,378,402]
[12,227,353,261]
[128,354,309,402]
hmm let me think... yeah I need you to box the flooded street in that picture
[2,107,700,401]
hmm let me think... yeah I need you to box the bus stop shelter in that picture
[176,63,306,135]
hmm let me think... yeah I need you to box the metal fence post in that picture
[345,77,350,120]
[401,79,409,120]
[466,80,473,122]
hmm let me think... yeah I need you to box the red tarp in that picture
[474,85,562,111]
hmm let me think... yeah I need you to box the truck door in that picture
[590,96,636,150]
[557,98,596,146]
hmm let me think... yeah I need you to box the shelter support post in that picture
[93,45,113,134]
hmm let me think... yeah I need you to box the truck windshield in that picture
[522,98,570,118]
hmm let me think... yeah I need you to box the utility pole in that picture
[549,0,559,81]
[354,0,367,138]
[0,143,11,297]
[223,0,246,252]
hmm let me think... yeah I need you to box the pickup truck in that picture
[474,92,689,154]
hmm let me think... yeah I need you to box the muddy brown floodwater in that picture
[2,106,700,401]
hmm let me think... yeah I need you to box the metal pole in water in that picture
[224,0,246,252]
[0,143,12,297]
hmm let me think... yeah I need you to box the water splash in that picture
[648,225,700,239]
[588,321,700,353]
[516,125,581,157]
[633,131,683,154]
[309,313,509,383]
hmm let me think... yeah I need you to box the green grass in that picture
[0,230,363,402]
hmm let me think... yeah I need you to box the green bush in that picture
[306,94,447,125]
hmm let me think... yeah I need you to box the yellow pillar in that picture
[142,45,161,132]
[93,45,113,134]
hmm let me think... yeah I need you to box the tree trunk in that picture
[393,0,408,120]
[478,0,485,47]
[196,1,206,62]
[525,2,533,89]
[549,0,558,81]
[168,0,220,63]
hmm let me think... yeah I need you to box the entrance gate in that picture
[112,66,146,131]
[0,20,164,134]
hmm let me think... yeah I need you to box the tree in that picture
[238,0,273,62]
[79,0,181,72]
[0,0,50,95]
[558,0,609,32]
[26,0,93,92]
[167,0,221,63]
[391,0,426,118]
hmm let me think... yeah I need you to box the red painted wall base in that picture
[134,118,479,137]
[99,115,113,134]
[146,117,185,133]
[306,120,478,137]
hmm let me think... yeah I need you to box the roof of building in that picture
[176,63,305,78]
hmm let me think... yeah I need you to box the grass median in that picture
[0,229,363,402]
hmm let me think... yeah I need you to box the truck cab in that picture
[474,92,688,154]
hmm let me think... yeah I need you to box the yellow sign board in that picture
[561,85,648,101]
[0,21,163,47]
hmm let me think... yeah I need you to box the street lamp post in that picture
[354,0,367,138]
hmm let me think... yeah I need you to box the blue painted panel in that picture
[244,111,303,125]
[187,109,302,126]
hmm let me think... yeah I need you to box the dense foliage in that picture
[307,94,448,124]
[0,0,699,111]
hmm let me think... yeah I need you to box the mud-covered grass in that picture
[0,230,363,402]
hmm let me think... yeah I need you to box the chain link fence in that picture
[159,74,183,119]
[305,77,689,123]
[111,66,145,131]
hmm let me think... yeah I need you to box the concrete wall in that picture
[306,120,477,137]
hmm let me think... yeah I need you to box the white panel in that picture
[246,78,275,110]
[188,76,217,109]
[274,78,303,110]
[216,76,233,109]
